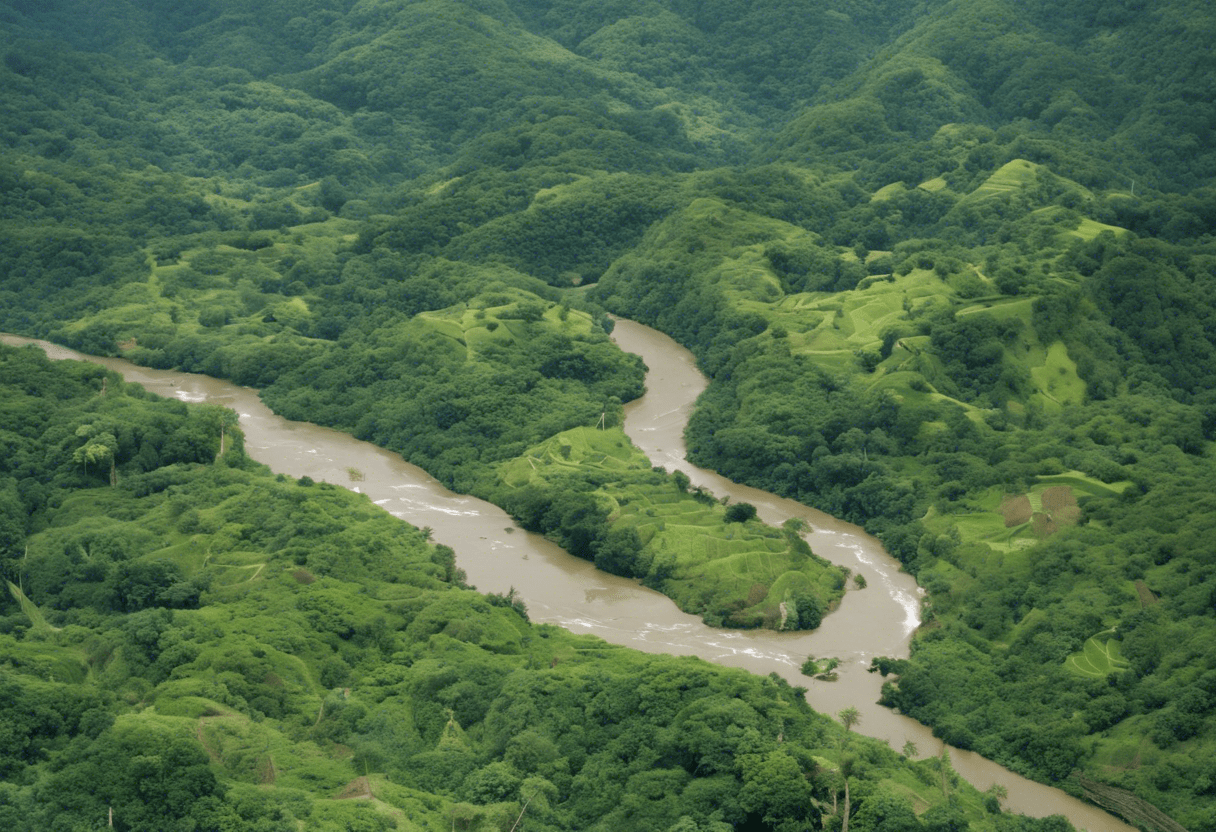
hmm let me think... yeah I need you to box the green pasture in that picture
[1030,341,1086,409]
[959,159,1042,203]
[287,215,362,240]
[1036,472,1129,497]
[1066,632,1130,678]
[130,707,361,794]
[498,426,640,487]
[499,426,847,626]
[843,294,905,343]
[946,511,1038,554]
[719,248,786,305]
[8,580,59,635]
[415,310,468,347]
[951,302,1088,412]
[0,631,87,684]
[1066,215,1128,241]
[956,297,1035,322]
[924,472,1126,554]
[871,181,907,201]
[202,550,271,587]
[1090,731,1148,770]
[784,269,949,356]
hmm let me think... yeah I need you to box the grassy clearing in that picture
[928,472,1126,554]
[0,632,87,684]
[1066,631,1130,678]
[500,426,847,628]
[195,709,357,791]
[871,181,908,201]
[8,580,59,634]
[956,297,1035,321]
[961,159,1041,202]
[1037,471,1131,497]
[1030,341,1086,409]
[1067,216,1128,241]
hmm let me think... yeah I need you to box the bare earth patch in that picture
[1042,486,1080,525]
[257,754,277,785]
[336,776,372,800]
[1135,579,1159,607]
[1001,494,1032,527]
[1035,486,1081,537]
[1006,488,1079,537]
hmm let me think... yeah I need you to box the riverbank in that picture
[3,330,1136,832]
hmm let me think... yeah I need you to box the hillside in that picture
[1,0,1214,829]
[0,342,1037,832]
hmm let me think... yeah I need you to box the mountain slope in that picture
[1,0,1214,828]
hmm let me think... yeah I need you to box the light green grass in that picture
[1036,471,1130,497]
[1066,632,1130,678]
[499,426,848,627]
[956,297,1035,321]
[871,182,907,201]
[1030,341,1086,409]
[0,632,88,684]
[8,580,59,634]
[187,708,359,791]
[963,159,1041,202]
[925,476,1123,555]
[1066,216,1127,241]
[415,312,469,346]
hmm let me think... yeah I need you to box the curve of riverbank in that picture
[3,330,1133,832]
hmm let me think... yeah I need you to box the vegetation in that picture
[489,426,847,629]
[1,0,1214,828]
[0,343,1048,831]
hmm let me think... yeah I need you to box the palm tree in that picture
[832,708,861,832]
[839,755,856,832]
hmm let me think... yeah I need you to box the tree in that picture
[73,425,119,485]
[198,404,240,459]
[593,527,642,577]
[34,723,223,831]
[724,502,758,523]
[851,786,922,832]
[738,749,816,829]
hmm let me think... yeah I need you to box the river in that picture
[2,328,1133,831]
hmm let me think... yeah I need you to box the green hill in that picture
[1,0,1215,828]
[0,342,1029,832]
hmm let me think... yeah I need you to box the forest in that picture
[0,342,1047,830]
[1,0,1214,829]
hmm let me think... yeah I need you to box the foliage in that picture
[2,0,1215,826]
[491,427,847,628]
[0,347,1031,831]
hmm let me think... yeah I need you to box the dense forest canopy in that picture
[1,0,1214,829]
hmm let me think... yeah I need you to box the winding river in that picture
[3,325,1133,832]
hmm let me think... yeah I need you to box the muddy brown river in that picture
[3,326,1133,831]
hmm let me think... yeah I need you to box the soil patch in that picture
[1000,494,1032,527]
[336,776,372,800]
[257,754,277,785]
[1042,486,1081,525]
[1032,512,1057,538]
[1134,580,1158,607]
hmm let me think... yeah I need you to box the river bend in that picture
[2,328,1132,832]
